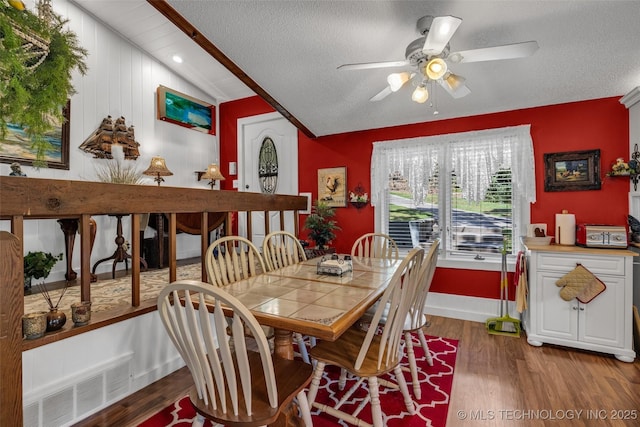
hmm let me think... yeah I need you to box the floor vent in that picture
[24,355,132,427]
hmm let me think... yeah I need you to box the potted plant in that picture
[303,199,340,250]
[0,0,88,167]
[23,251,62,292]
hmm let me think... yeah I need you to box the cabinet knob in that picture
[572,306,578,310]
[579,307,585,311]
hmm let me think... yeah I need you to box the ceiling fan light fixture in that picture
[425,58,448,80]
[412,84,429,103]
[387,72,411,92]
[444,72,465,91]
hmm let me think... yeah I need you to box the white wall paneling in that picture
[0,0,220,278]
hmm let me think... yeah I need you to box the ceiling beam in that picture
[148,0,316,139]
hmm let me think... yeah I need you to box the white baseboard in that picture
[425,292,521,324]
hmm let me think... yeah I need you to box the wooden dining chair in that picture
[402,238,440,398]
[262,230,307,271]
[352,239,440,399]
[306,247,424,427]
[157,280,313,427]
[205,236,266,287]
[205,236,274,343]
[351,232,399,260]
[261,230,315,364]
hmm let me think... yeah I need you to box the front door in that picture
[237,112,298,248]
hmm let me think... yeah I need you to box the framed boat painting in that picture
[0,100,70,170]
[318,166,347,207]
[157,85,215,135]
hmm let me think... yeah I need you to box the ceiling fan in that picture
[338,15,539,103]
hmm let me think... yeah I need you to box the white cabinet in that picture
[524,245,636,362]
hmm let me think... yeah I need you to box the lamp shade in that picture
[444,72,466,91]
[412,85,429,103]
[425,57,448,80]
[201,163,226,181]
[143,156,173,177]
[387,72,411,92]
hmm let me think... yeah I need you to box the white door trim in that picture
[237,111,296,193]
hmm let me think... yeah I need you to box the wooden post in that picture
[131,213,141,307]
[200,212,209,283]
[168,213,177,283]
[0,231,24,425]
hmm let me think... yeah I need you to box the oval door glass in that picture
[258,137,278,193]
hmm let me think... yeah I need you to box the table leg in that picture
[272,328,306,427]
[273,328,294,360]
[58,219,79,281]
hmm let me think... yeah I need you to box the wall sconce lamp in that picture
[197,163,226,189]
[349,183,369,209]
[143,156,173,186]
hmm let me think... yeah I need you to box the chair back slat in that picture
[262,231,307,271]
[351,233,399,260]
[157,280,278,418]
[354,247,424,370]
[206,236,266,286]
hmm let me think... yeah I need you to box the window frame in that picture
[372,126,534,272]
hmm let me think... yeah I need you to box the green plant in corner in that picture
[0,0,88,167]
[304,199,340,249]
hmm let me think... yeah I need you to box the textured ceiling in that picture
[72,1,640,138]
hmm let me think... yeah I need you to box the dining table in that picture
[221,255,402,360]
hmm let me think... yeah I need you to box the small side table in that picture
[92,214,147,279]
[58,217,98,282]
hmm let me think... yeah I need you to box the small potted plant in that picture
[303,199,340,251]
[23,251,63,293]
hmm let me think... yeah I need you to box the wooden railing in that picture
[0,176,307,425]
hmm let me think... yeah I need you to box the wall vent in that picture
[42,388,74,426]
[76,374,104,417]
[23,354,132,426]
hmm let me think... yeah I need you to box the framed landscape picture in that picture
[318,167,347,207]
[0,101,70,170]
[157,85,215,135]
[544,149,601,192]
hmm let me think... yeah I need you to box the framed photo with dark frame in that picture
[544,149,601,192]
[318,166,347,207]
[0,100,70,170]
[157,85,215,135]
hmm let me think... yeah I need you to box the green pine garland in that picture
[0,2,87,167]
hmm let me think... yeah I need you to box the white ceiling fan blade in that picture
[370,72,416,101]
[370,86,393,102]
[338,60,409,71]
[437,78,471,99]
[422,15,462,56]
[448,41,539,64]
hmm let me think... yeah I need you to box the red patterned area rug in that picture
[138,334,458,427]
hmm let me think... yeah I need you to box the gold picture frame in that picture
[0,100,70,170]
[157,85,215,134]
[318,167,347,207]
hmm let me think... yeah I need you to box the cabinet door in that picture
[537,271,578,341]
[579,274,625,348]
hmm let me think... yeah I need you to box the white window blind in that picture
[371,125,535,263]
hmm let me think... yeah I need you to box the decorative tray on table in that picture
[317,254,353,276]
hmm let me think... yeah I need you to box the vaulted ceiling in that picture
[72,1,640,138]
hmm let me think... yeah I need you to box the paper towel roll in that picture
[555,211,576,245]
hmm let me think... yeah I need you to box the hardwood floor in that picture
[72,316,640,427]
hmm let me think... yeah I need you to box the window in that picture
[371,126,535,270]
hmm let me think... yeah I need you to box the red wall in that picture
[220,96,630,300]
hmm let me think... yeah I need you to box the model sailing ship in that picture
[79,115,141,160]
